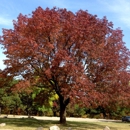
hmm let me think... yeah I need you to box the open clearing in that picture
[0,114,121,122]
[0,115,130,130]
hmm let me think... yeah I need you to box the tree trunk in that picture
[60,103,66,124]
[0,107,1,116]
[59,96,70,124]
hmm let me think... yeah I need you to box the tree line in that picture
[0,76,130,120]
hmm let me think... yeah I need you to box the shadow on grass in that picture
[64,121,110,130]
[0,117,59,129]
[0,117,114,130]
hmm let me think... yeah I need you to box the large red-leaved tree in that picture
[0,7,130,123]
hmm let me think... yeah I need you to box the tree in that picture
[0,70,22,115]
[1,93,22,116]
[0,7,130,123]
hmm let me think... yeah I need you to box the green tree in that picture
[0,70,20,115]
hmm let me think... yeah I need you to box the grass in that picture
[0,117,130,130]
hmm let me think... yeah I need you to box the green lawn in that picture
[0,117,130,130]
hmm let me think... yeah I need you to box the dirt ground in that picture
[0,114,121,122]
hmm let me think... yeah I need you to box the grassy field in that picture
[0,117,130,130]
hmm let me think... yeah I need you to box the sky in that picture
[0,0,130,70]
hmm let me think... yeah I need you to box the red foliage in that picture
[12,80,32,94]
[0,7,130,122]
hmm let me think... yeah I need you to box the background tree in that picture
[0,7,130,123]
[12,78,55,116]
[0,70,21,115]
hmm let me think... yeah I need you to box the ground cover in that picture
[0,116,129,130]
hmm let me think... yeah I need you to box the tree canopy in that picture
[0,7,130,123]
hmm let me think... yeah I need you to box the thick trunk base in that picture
[60,108,66,124]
